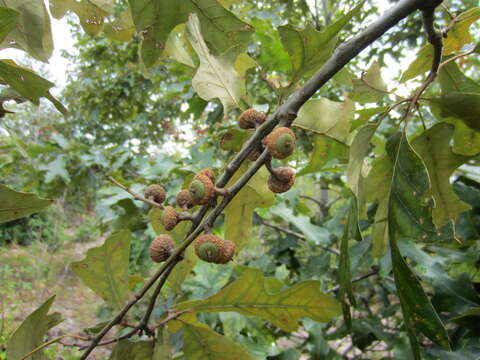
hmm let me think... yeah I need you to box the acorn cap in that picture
[176,189,193,209]
[238,109,266,129]
[217,240,235,264]
[196,168,216,183]
[194,234,224,263]
[268,167,296,193]
[189,174,214,205]
[263,127,296,159]
[144,184,166,204]
[162,206,179,231]
[149,234,174,263]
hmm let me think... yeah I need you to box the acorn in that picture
[144,184,166,204]
[176,189,193,209]
[194,234,225,263]
[238,109,266,129]
[162,206,179,231]
[189,174,214,205]
[149,235,174,263]
[268,167,296,193]
[217,240,235,264]
[262,127,296,159]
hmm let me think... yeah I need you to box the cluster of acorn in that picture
[144,169,236,265]
[237,109,296,194]
[144,109,296,266]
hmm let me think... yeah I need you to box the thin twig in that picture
[107,175,194,220]
[402,6,443,125]
[20,335,90,360]
[328,268,379,294]
[106,175,164,209]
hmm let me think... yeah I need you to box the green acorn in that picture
[194,234,224,263]
[263,127,296,159]
[189,174,214,205]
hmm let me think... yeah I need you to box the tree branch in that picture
[81,1,436,356]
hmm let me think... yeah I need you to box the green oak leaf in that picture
[411,123,471,227]
[439,60,480,94]
[364,156,391,258]
[339,193,361,329]
[109,340,154,360]
[387,132,451,359]
[293,97,354,142]
[71,230,132,309]
[386,132,455,243]
[350,61,387,104]
[278,2,363,90]
[49,0,113,36]
[7,296,62,360]
[432,61,480,155]
[400,45,433,83]
[0,0,52,62]
[187,13,247,112]
[0,60,66,113]
[224,164,275,250]
[299,134,349,176]
[163,24,195,67]
[220,128,251,152]
[0,184,53,224]
[346,123,378,201]
[432,92,480,131]
[0,7,19,43]
[104,9,136,42]
[183,322,254,360]
[443,7,480,54]
[176,267,341,331]
[128,0,253,68]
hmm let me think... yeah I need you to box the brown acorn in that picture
[238,109,266,129]
[189,174,214,205]
[162,206,179,231]
[196,168,216,183]
[176,189,193,209]
[144,184,166,204]
[194,234,225,263]
[149,234,174,263]
[217,240,235,264]
[262,127,296,159]
[268,167,296,193]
